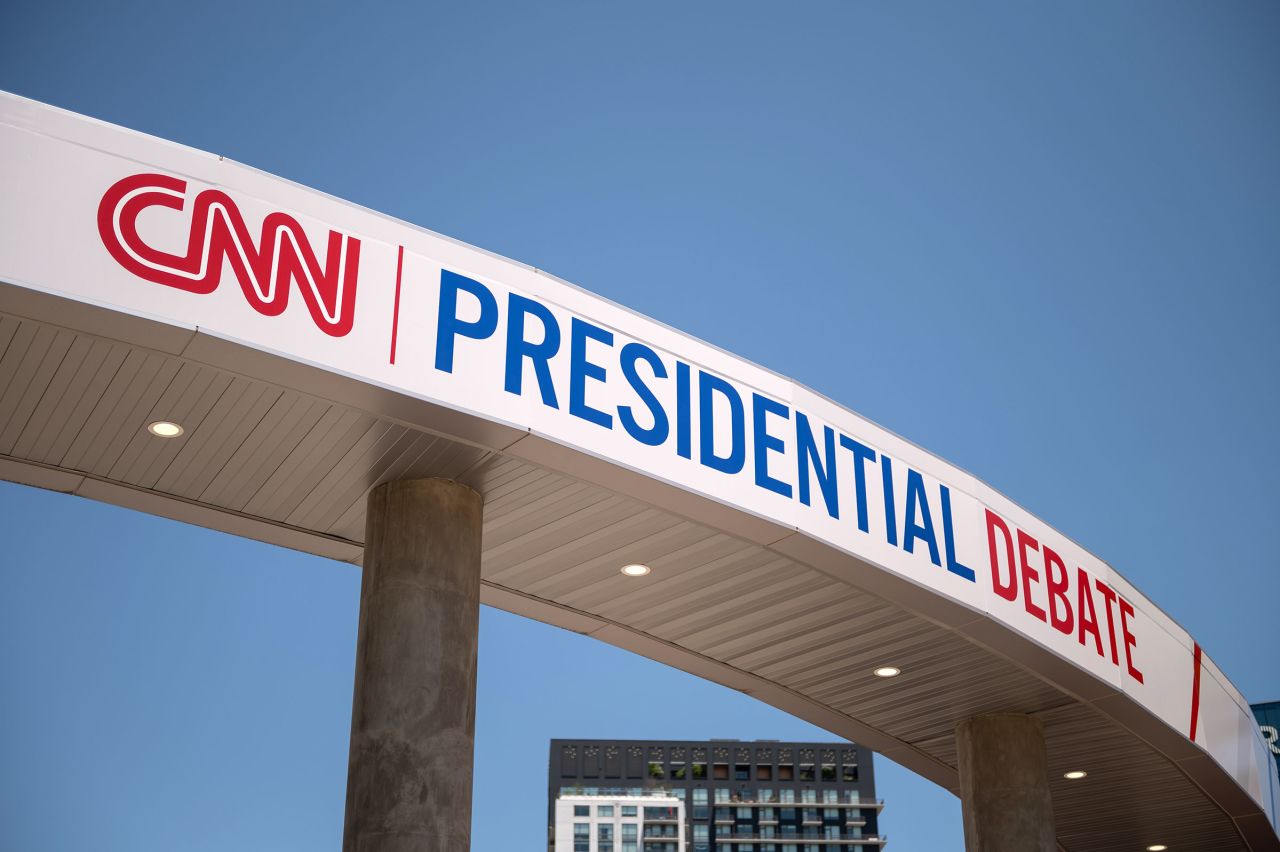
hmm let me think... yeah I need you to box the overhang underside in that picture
[0,301,1269,852]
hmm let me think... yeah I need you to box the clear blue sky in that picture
[2,3,1278,851]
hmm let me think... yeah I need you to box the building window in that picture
[822,790,837,804]
[779,789,795,804]
[756,765,773,780]
[574,805,590,817]
[737,807,752,819]
[622,824,638,841]
[693,825,708,842]
[801,789,817,804]
[714,788,730,804]
[799,764,815,782]
[693,762,707,779]
[622,806,637,817]
[622,844,638,852]
[821,764,836,781]
[574,822,590,852]
[777,764,794,780]
[842,765,857,783]
[671,762,687,779]
[735,764,751,781]
[648,762,665,779]
[693,789,708,805]
[713,763,729,780]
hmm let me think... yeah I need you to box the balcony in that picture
[557,786,686,800]
[707,799,885,809]
[716,834,888,846]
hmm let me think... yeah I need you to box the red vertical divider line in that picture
[389,244,405,364]
[1189,641,1203,743]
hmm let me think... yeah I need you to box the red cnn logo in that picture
[97,173,361,337]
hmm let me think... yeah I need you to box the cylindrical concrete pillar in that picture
[342,478,483,852]
[955,713,1057,852]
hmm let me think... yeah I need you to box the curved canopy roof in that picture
[1,92,1275,851]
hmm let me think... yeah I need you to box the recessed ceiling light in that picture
[1063,770,1087,780]
[872,666,901,678]
[147,420,184,438]
[1146,846,1168,851]
[620,564,651,577]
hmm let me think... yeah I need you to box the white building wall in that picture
[554,794,684,852]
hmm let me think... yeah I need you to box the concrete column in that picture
[955,713,1057,852]
[343,478,484,852]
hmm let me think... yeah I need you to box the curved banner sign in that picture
[0,92,1275,832]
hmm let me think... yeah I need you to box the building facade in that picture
[549,740,884,852]
[1253,701,1280,777]
[553,793,685,852]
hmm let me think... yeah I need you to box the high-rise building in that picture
[548,739,884,852]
